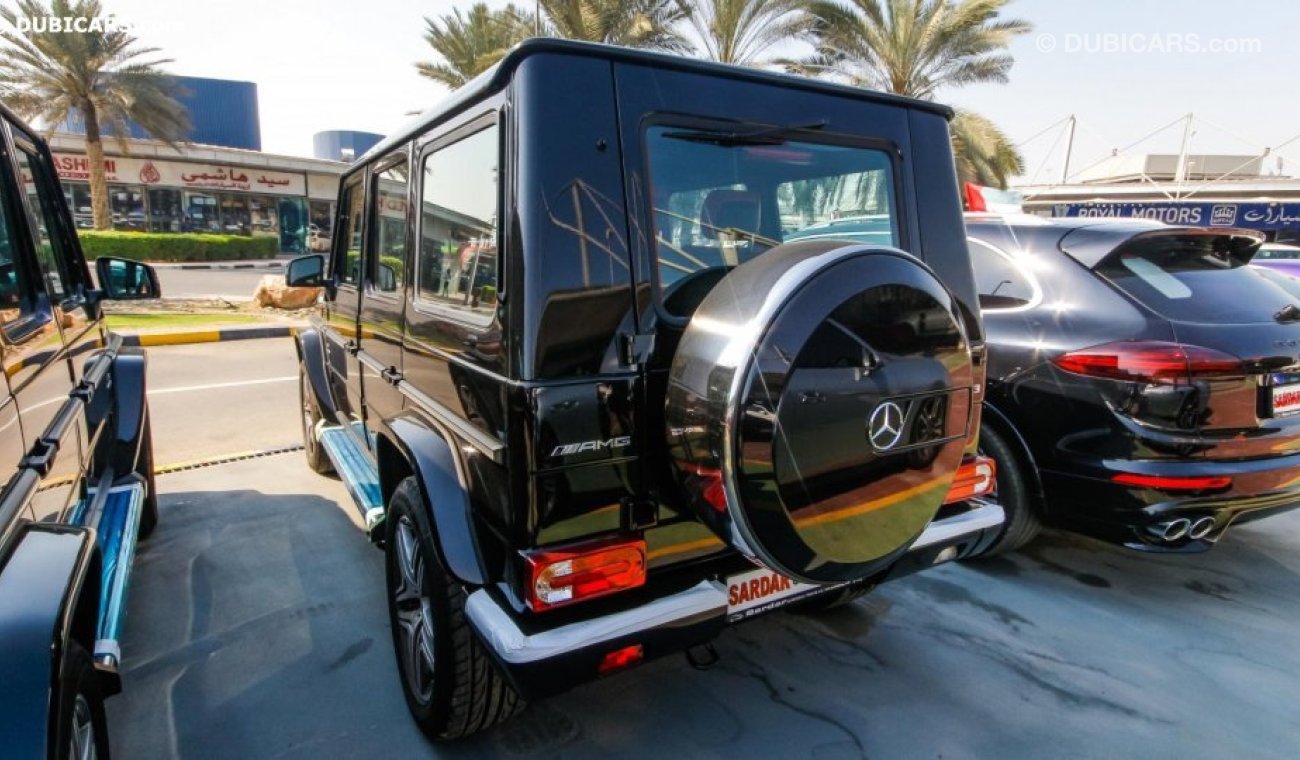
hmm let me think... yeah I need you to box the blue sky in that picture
[69,0,1299,180]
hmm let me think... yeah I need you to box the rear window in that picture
[1097,235,1293,323]
[644,124,898,315]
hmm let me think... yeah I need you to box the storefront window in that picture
[217,193,250,234]
[108,185,147,231]
[148,188,183,232]
[249,195,280,239]
[278,197,307,254]
[309,200,333,253]
[185,191,220,232]
[62,183,93,229]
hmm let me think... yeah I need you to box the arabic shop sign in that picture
[1051,201,1300,230]
[51,153,306,196]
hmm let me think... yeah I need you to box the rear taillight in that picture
[944,455,997,505]
[1112,473,1232,492]
[598,644,645,675]
[524,537,647,612]
[1053,340,1242,383]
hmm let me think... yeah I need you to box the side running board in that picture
[75,482,145,671]
[317,425,385,538]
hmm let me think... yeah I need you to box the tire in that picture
[385,478,522,740]
[55,641,111,760]
[968,424,1042,558]
[136,415,159,540]
[300,369,333,474]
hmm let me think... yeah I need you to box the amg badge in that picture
[550,436,633,457]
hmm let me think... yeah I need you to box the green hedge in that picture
[78,231,279,262]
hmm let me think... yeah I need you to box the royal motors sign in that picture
[1052,201,1300,230]
[51,153,306,196]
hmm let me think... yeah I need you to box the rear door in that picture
[0,116,35,542]
[323,174,368,445]
[354,148,410,444]
[1,117,85,523]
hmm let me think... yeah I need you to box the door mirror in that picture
[95,257,161,300]
[286,254,325,287]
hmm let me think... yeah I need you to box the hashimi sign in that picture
[1052,202,1300,230]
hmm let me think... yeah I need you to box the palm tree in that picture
[540,0,691,51]
[950,108,1023,187]
[684,0,805,65]
[0,0,189,230]
[415,3,535,89]
[796,0,1030,187]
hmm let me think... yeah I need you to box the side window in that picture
[0,155,33,323]
[969,238,1038,310]
[416,125,499,323]
[372,154,410,294]
[336,178,364,286]
[13,141,72,302]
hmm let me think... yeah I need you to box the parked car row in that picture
[6,39,1300,756]
[284,41,1300,744]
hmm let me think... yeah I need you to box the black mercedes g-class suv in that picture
[288,39,1004,741]
[0,103,163,757]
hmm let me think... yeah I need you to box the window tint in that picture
[373,155,410,294]
[1097,234,1293,324]
[337,179,364,286]
[416,125,499,323]
[969,238,1037,309]
[644,125,897,314]
[14,142,72,301]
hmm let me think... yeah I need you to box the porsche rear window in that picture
[1097,237,1294,324]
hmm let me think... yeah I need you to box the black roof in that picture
[357,38,952,166]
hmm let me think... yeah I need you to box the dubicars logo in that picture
[868,401,905,451]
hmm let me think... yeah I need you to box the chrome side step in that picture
[76,482,145,670]
[317,424,385,536]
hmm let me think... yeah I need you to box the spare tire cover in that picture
[666,240,974,584]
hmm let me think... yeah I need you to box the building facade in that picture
[59,76,262,151]
[313,130,384,162]
[1018,154,1300,244]
[49,133,346,253]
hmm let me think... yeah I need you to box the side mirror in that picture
[286,254,325,287]
[95,257,161,300]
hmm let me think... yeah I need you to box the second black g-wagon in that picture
[965,215,1300,554]
[286,40,1003,740]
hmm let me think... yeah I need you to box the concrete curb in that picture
[150,261,286,271]
[119,324,301,347]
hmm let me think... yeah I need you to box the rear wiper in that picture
[662,120,827,147]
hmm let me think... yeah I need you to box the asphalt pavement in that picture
[108,338,1300,758]
[155,266,276,301]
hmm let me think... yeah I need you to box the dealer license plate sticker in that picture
[1273,384,1300,417]
[725,567,825,621]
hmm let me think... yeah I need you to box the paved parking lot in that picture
[109,339,1300,758]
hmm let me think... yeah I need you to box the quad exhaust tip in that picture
[1148,516,1217,542]
[1188,516,1216,540]
[1149,518,1191,542]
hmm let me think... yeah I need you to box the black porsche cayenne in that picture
[961,214,1300,554]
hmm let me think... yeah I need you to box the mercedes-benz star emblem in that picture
[868,401,905,451]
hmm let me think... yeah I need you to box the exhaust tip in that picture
[1150,518,1191,542]
[1188,516,1216,540]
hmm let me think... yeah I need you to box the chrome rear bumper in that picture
[467,500,1005,673]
